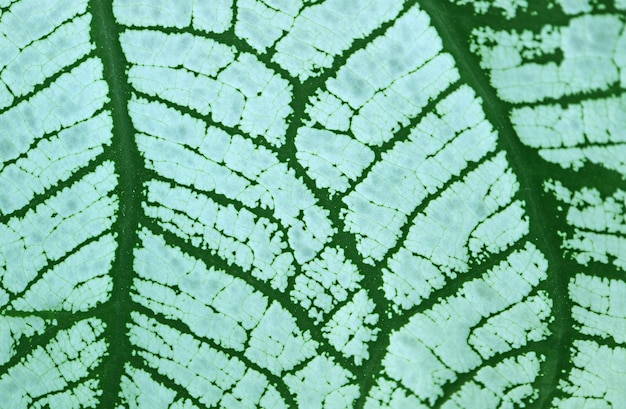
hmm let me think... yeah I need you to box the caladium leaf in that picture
[0,0,624,408]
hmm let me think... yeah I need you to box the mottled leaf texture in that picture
[0,0,624,408]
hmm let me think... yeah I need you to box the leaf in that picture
[0,0,624,408]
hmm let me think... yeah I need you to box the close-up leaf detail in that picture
[0,0,624,408]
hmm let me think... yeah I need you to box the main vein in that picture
[89,1,142,406]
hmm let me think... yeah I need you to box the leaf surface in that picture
[0,0,624,407]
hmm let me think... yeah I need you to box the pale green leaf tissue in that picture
[0,0,624,407]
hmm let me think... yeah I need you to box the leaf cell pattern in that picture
[467,0,626,406]
[0,0,623,408]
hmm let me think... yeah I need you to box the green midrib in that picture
[419,3,570,407]
[416,2,626,407]
[88,1,140,407]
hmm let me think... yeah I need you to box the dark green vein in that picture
[0,316,104,382]
[372,147,500,272]
[0,229,111,315]
[29,375,96,407]
[142,168,289,238]
[88,0,140,407]
[129,360,207,409]
[141,220,356,373]
[131,303,298,407]
[386,235,524,333]
[341,80,462,198]
[435,343,548,408]
[0,149,109,223]
[415,1,625,407]
[0,49,96,117]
